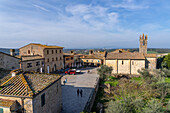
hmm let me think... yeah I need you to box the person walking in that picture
[77,89,79,97]
[65,78,67,83]
[80,89,83,97]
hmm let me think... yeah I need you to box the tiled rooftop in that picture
[106,52,145,60]
[145,54,157,58]
[81,55,102,59]
[20,43,64,49]
[21,55,44,61]
[0,70,61,97]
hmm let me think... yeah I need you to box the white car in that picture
[76,70,81,74]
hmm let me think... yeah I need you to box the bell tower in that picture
[139,34,148,54]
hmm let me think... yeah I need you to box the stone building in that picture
[73,54,84,68]
[63,51,84,68]
[81,50,106,67]
[19,43,64,73]
[104,34,157,75]
[63,53,74,68]
[105,52,146,75]
[0,50,20,70]
[0,69,62,113]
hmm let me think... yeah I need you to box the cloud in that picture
[65,4,119,30]
[32,4,49,12]
[112,0,149,10]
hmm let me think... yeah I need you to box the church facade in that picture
[104,34,157,75]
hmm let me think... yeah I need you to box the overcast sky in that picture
[0,0,170,49]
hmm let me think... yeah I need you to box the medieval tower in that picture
[139,34,148,54]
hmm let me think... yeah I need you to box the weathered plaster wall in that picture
[33,79,62,113]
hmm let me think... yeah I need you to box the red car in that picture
[65,69,76,75]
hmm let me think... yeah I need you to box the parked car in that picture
[76,70,81,74]
[65,69,76,75]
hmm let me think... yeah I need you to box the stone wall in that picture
[0,96,33,113]
[131,60,145,75]
[33,79,62,113]
[118,60,131,74]
[20,45,44,57]
[146,58,157,69]
[64,56,74,68]
[82,59,102,65]
[44,48,63,73]
[21,59,44,72]
[105,59,145,75]
[105,60,117,73]
[0,53,20,70]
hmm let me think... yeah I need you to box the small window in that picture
[28,50,30,54]
[86,60,88,62]
[52,50,54,54]
[60,50,62,53]
[71,57,73,60]
[27,63,32,68]
[52,58,54,61]
[66,58,69,60]
[122,61,124,65]
[47,50,49,54]
[41,93,45,107]
[56,84,58,94]
[56,57,58,61]
[47,58,49,62]
[42,61,44,65]
[56,50,57,53]
[36,61,40,66]
[132,61,134,65]
[37,68,40,72]
[60,57,62,60]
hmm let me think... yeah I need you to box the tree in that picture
[162,54,170,69]
[97,65,112,80]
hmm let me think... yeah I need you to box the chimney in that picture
[10,49,15,56]
[89,50,94,55]
[70,50,74,54]
[12,72,16,77]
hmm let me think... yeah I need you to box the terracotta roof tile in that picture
[20,43,64,49]
[81,55,102,59]
[106,52,145,60]
[0,71,61,97]
[145,54,157,58]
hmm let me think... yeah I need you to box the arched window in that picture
[143,40,145,45]
[122,61,124,65]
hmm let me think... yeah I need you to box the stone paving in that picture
[61,68,99,113]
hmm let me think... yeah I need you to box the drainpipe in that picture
[21,97,25,113]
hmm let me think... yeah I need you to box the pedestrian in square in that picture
[65,78,67,83]
[77,89,79,97]
[80,89,83,97]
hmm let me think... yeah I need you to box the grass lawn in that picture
[131,77,141,82]
[147,51,158,54]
